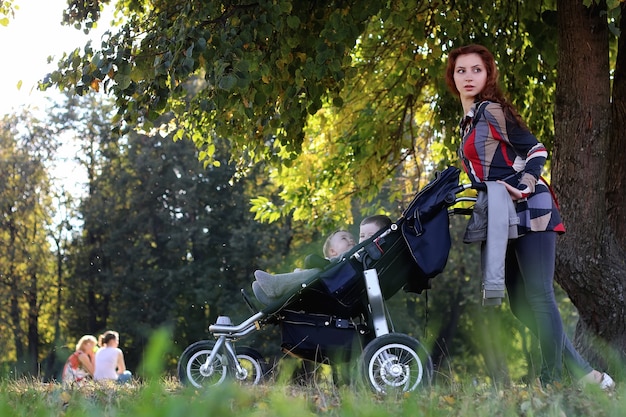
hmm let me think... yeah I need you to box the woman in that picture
[93,330,132,384]
[62,335,97,386]
[445,44,614,389]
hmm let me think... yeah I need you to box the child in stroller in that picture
[252,229,356,306]
[177,167,467,394]
[253,215,392,306]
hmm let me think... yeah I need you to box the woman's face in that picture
[453,53,487,104]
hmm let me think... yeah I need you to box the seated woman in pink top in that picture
[93,330,132,384]
[62,334,97,386]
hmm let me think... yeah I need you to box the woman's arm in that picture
[507,123,546,196]
[77,351,95,375]
[484,102,546,196]
[116,350,127,374]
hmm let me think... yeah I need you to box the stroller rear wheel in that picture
[178,340,268,388]
[359,333,432,394]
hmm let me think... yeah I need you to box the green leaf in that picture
[218,74,237,91]
[254,91,267,106]
[182,57,194,72]
[287,15,300,29]
[116,73,132,90]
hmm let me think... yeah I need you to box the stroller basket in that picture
[280,309,364,362]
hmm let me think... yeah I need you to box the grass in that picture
[0,371,623,417]
[3,329,622,416]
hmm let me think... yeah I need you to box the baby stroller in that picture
[177,167,474,394]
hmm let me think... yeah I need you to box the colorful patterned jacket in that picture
[458,100,565,236]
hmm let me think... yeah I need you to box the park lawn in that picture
[0,374,622,417]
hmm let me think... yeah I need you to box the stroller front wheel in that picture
[178,340,227,388]
[359,333,433,394]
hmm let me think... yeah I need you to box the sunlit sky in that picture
[1,1,114,197]
[0,0,111,115]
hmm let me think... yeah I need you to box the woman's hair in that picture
[445,44,523,124]
[76,335,97,352]
[98,330,119,347]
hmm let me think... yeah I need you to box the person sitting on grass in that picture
[93,330,132,384]
[62,334,97,387]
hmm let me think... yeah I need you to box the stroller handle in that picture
[458,182,486,192]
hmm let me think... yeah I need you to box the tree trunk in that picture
[607,3,626,250]
[553,0,626,368]
[27,271,39,375]
[9,272,25,372]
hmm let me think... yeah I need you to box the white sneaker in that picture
[599,373,615,391]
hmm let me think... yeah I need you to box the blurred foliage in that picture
[0,0,16,26]
[40,0,578,230]
[0,111,59,376]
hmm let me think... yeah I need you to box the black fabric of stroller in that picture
[262,167,461,316]
[399,166,460,293]
[270,167,462,362]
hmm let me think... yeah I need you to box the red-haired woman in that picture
[445,44,614,390]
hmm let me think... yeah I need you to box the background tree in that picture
[0,112,57,376]
[553,0,626,371]
[41,187,78,381]
[56,94,309,369]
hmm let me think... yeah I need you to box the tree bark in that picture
[607,3,626,250]
[27,271,39,375]
[554,0,626,368]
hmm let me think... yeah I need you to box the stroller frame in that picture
[178,167,476,393]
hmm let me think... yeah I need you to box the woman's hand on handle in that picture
[497,180,524,201]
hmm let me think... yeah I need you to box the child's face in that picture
[359,222,380,243]
[328,231,355,258]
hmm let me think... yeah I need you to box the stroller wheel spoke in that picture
[232,348,269,385]
[178,341,227,388]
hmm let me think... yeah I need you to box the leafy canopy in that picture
[45,0,568,228]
